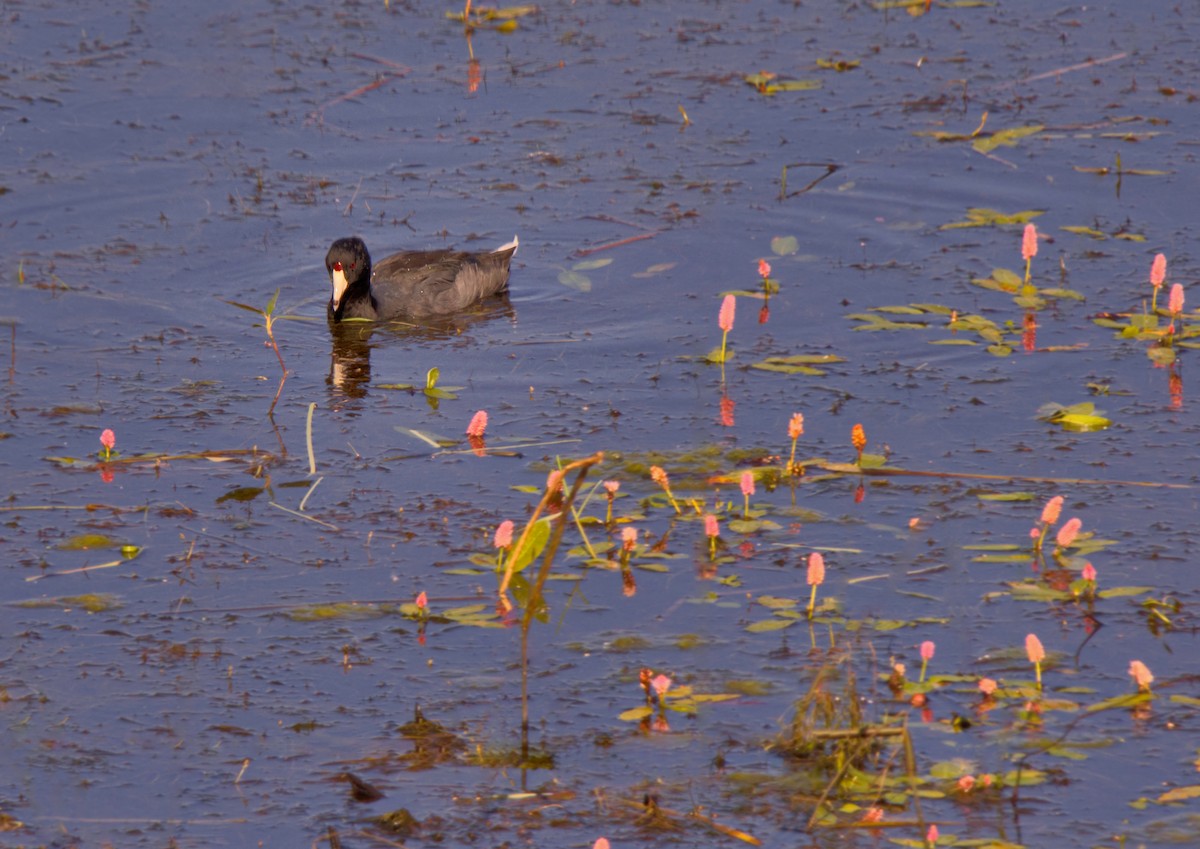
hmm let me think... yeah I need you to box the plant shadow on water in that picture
[2,0,1200,847]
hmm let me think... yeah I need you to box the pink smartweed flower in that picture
[807,552,825,586]
[1026,633,1045,688]
[718,294,736,333]
[1128,660,1154,692]
[594,840,611,849]
[918,640,934,683]
[622,526,638,552]
[1025,633,1045,664]
[494,520,514,549]
[806,552,825,617]
[651,673,672,698]
[978,677,997,696]
[927,824,940,846]
[1056,517,1082,549]
[1021,224,1038,261]
[704,514,719,538]
[466,410,488,438]
[1040,495,1064,526]
[740,470,755,498]
[1169,283,1185,315]
[787,412,805,440]
[1081,562,1097,582]
[1151,253,1167,289]
[957,775,976,793]
[415,591,428,610]
[758,258,772,279]
[99,428,116,460]
[603,480,620,495]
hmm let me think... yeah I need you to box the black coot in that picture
[324,235,518,321]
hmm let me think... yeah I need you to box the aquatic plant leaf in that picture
[770,235,799,255]
[941,208,1044,230]
[757,595,799,609]
[1096,586,1154,599]
[929,339,977,346]
[744,73,821,94]
[288,603,384,622]
[506,518,551,574]
[1056,413,1111,432]
[972,124,1043,154]
[55,534,120,550]
[424,388,459,400]
[377,383,416,391]
[618,706,653,721]
[1060,225,1107,239]
[745,618,795,633]
[1039,287,1085,301]
[727,519,781,533]
[216,486,265,504]
[573,258,612,271]
[1084,692,1150,714]
[972,553,1033,564]
[632,262,677,278]
[17,593,123,612]
[1159,785,1200,803]
[750,354,844,375]
[1147,346,1176,367]
[704,346,732,364]
[557,270,592,291]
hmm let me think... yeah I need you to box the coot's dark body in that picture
[324,235,518,321]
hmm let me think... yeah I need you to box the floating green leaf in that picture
[972,124,1043,154]
[750,353,845,375]
[770,235,799,255]
[941,208,1045,230]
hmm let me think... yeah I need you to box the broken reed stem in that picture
[509,452,604,757]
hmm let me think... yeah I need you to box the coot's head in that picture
[325,237,372,322]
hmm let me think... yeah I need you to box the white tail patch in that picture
[495,235,519,255]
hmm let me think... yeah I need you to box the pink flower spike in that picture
[920,640,935,662]
[926,824,940,846]
[493,520,514,549]
[650,673,672,697]
[1055,517,1082,549]
[1021,224,1038,261]
[1039,495,1063,526]
[758,258,772,279]
[622,526,638,551]
[787,412,805,440]
[466,410,488,438]
[603,480,620,495]
[594,840,611,849]
[100,429,116,452]
[415,591,428,610]
[718,294,736,333]
[957,775,976,792]
[704,514,719,538]
[1151,253,1167,289]
[740,471,755,498]
[1128,660,1154,692]
[1169,283,1185,315]
[807,552,825,586]
[1025,633,1045,664]
[978,677,997,696]
[1081,562,1097,582]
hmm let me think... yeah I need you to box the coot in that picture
[324,235,518,321]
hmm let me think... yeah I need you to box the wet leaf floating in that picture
[770,235,798,255]
[1036,402,1112,433]
[55,533,122,551]
[632,261,677,279]
[750,353,845,376]
[940,207,1045,230]
[815,57,860,72]
[971,124,1044,154]
[16,593,123,613]
[743,72,821,95]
